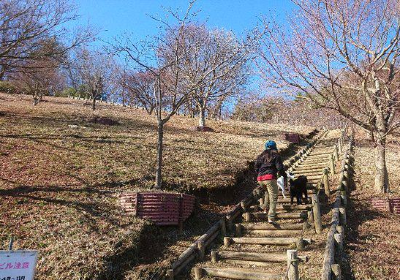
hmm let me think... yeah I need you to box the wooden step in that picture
[276,197,312,204]
[213,250,309,263]
[193,266,285,280]
[307,153,331,158]
[222,258,308,268]
[249,205,310,214]
[302,175,323,180]
[309,151,333,156]
[292,170,324,176]
[224,236,309,249]
[275,204,312,211]
[239,223,305,231]
[301,160,329,165]
[243,211,308,221]
[276,197,313,203]
[293,166,328,171]
[240,229,303,237]
[278,190,316,197]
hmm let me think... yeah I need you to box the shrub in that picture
[0,81,18,94]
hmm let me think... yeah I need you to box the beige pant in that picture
[258,179,278,221]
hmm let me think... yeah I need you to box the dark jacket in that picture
[255,149,286,180]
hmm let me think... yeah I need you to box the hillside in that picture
[0,93,315,279]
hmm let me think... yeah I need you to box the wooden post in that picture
[334,232,343,262]
[287,250,299,280]
[340,190,347,207]
[334,145,339,161]
[166,269,174,280]
[331,264,342,280]
[339,207,347,226]
[235,224,242,237]
[330,154,335,175]
[197,240,205,260]
[224,237,231,247]
[336,225,344,235]
[323,168,330,196]
[307,210,314,227]
[211,250,218,263]
[296,238,305,250]
[240,201,248,212]
[312,194,322,234]
[244,212,252,222]
[194,267,203,280]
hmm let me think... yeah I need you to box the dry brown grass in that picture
[0,93,315,279]
[342,129,400,280]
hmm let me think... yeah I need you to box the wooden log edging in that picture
[166,129,326,279]
[321,136,354,280]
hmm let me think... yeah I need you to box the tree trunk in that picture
[155,119,164,189]
[369,130,375,143]
[92,96,96,110]
[33,91,39,106]
[374,136,389,193]
[199,106,206,127]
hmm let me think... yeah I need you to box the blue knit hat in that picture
[265,140,277,150]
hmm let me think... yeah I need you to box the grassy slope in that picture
[0,93,315,279]
[343,129,400,280]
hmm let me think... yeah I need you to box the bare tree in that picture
[173,24,250,128]
[257,0,399,193]
[69,48,113,110]
[116,2,199,189]
[120,70,157,114]
[11,38,66,104]
[0,0,92,80]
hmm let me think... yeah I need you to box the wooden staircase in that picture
[192,130,341,280]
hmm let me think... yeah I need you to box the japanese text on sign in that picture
[0,251,37,280]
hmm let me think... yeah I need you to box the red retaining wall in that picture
[371,197,400,214]
[119,192,196,225]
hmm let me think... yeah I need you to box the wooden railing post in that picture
[287,250,299,280]
[323,168,330,196]
[197,241,205,261]
[194,267,203,280]
[235,224,242,237]
[339,207,347,226]
[243,212,252,222]
[211,250,218,263]
[312,194,322,234]
[334,145,339,161]
[331,264,342,280]
[334,231,343,262]
[166,269,174,280]
[330,154,335,176]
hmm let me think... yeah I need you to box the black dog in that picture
[288,173,308,205]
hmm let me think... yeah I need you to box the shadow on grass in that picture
[96,206,221,280]
[0,176,143,230]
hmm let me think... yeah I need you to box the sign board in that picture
[0,251,38,280]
